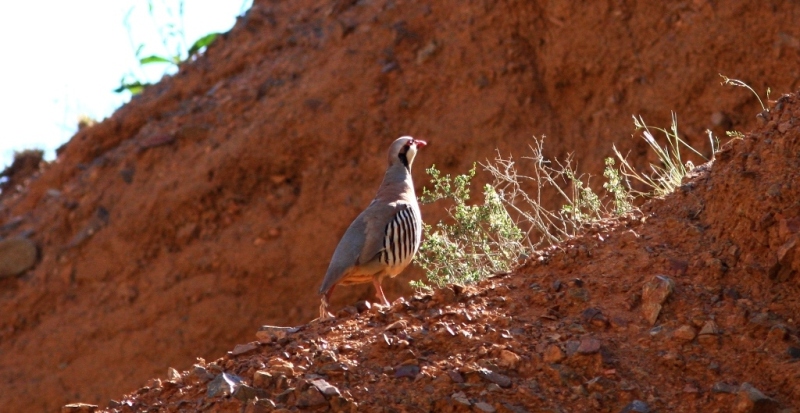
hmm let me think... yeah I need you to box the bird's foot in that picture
[319,300,335,320]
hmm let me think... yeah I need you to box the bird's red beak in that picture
[414,139,427,148]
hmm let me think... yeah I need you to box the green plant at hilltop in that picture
[116,0,250,95]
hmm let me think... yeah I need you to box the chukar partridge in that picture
[319,136,426,318]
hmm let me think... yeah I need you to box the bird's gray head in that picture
[387,136,427,170]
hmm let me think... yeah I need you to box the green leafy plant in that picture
[115,0,230,94]
[412,164,526,289]
[415,111,723,290]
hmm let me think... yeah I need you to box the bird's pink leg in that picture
[373,278,390,306]
[319,286,335,319]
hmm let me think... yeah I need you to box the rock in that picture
[498,349,521,369]
[355,300,372,313]
[448,370,465,383]
[233,384,268,402]
[641,301,663,326]
[384,319,408,332]
[474,401,496,412]
[256,371,282,391]
[577,337,601,354]
[712,382,738,394]
[673,325,696,341]
[310,378,341,397]
[0,237,37,278]
[773,236,799,281]
[192,365,215,383]
[735,383,781,413]
[641,275,674,325]
[167,367,182,383]
[451,391,471,405]
[788,346,800,359]
[698,320,721,336]
[231,342,259,356]
[581,307,608,328]
[62,403,98,413]
[620,399,650,413]
[297,387,327,408]
[394,364,420,378]
[207,372,243,397]
[244,398,277,413]
[543,345,565,363]
[256,325,301,342]
[479,369,512,388]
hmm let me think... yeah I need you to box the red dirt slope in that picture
[94,92,800,412]
[2,0,800,411]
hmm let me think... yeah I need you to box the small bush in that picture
[412,164,526,289]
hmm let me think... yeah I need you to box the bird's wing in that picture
[357,201,407,266]
[319,212,368,294]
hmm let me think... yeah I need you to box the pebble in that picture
[253,371,273,389]
[256,325,301,342]
[474,401,496,412]
[641,275,674,324]
[394,364,420,379]
[698,320,720,336]
[297,387,328,408]
[673,325,696,341]
[620,399,650,413]
[735,383,781,413]
[61,404,98,413]
[232,384,267,402]
[231,342,259,356]
[712,382,738,394]
[498,349,521,369]
[167,367,182,383]
[543,345,565,363]
[310,378,341,397]
[577,337,601,354]
[788,346,800,359]
[451,391,471,405]
[448,370,465,383]
[478,369,512,388]
[0,237,37,278]
[207,372,243,397]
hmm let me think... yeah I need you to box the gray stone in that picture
[620,400,649,413]
[735,383,781,413]
[474,401,496,412]
[233,384,268,402]
[0,238,37,278]
[231,342,259,356]
[310,378,341,397]
[255,325,301,342]
[297,387,327,408]
[479,369,512,388]
[394,364,420,378]
[207,372,243,398]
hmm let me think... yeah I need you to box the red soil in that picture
[1,0,800,411]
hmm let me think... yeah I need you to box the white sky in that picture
[0,1,252,170]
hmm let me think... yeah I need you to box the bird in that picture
[319,136,427,318]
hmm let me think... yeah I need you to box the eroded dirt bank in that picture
[2,0,800,411]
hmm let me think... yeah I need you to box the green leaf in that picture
[114,80,149,95]
[188,32,220,57]
[139,55,175,65]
